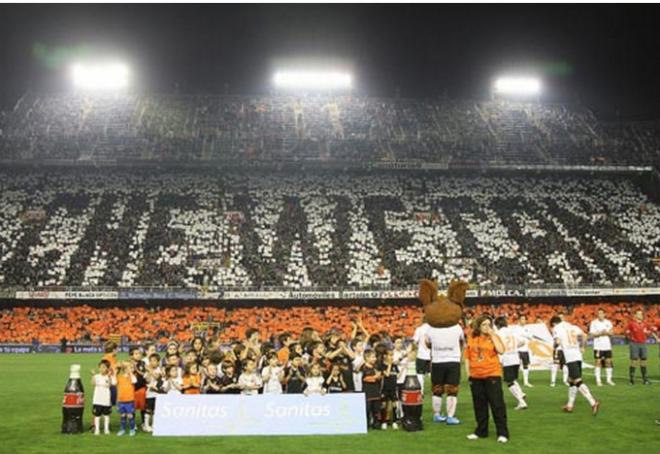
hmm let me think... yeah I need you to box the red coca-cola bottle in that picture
[61,364,85,434]
[400,361,423,431]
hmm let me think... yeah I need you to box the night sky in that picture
[0,3,659,120]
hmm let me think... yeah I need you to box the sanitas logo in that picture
[265,402,331,418]
[161,403,229,418]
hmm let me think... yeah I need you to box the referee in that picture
[625,309,656,385]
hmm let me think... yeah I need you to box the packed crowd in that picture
[1,94,659,168]
[0,170,658,290]
[0,301,654,344]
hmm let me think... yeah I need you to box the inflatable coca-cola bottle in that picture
[61,364,85,434]
[400,360,423,431]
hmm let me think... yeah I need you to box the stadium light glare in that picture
[71,62,130,91]
[493,77,541,96]
[273,70,352,90]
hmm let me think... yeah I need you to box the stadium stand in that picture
[1,94,659,167]
[0,169,658,290]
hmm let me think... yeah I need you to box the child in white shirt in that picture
[304,363,326,396]
[261,353,284,394]
[91,359,116,435]
[239,358,263,395]
[162,365,183,394]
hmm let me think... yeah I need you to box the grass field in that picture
[0,345,657,454]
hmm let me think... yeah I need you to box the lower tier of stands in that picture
[0,301,655,344]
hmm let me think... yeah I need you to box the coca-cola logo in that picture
[62,393,85,408]
[400,390,423,405]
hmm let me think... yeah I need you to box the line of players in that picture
[413,310,613,423]
[553,310,615,388]
[553,308,656,387]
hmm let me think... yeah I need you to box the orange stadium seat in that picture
[0,302,656,344]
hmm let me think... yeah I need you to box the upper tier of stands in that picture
[1,94,658,167]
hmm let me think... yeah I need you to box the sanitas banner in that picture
[153,393,367,436]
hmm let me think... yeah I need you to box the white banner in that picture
[343,290,389,299]
[565,288,606,297]
[64,291,119,299]
[15,290,119,300]
[223,291,289,300]
[290,291,341,300]
[15,291,64,300]
[382,289,418,298]
[198,291,222,299]
[609,287,660,296]
[479,289,524,297]
[153,393,367,436]
[526,288,568,297]
[524,323,555,371]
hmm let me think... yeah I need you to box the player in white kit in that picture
[551,312,569,387]
[425,323,464,425]
[550,316,600,415]
[495,316,528,410]
[589,309,615,386]
[413,320,431,395]
[513,315,533,387]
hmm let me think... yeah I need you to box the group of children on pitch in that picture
[88,310,618,438]
[91,321,419,435]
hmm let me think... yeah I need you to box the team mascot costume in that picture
[417,279,469,427]
[418,278,468,328]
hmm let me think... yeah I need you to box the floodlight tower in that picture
[70,62,131,91]
[272,69,353,94]
[492,76,542,102]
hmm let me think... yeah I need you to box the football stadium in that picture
[0,3,658,454]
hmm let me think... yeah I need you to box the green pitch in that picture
[0,345,657,454]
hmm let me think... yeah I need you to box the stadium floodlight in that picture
[273,70,352,90]
[493,77,541,97]
[71,62,130,91]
